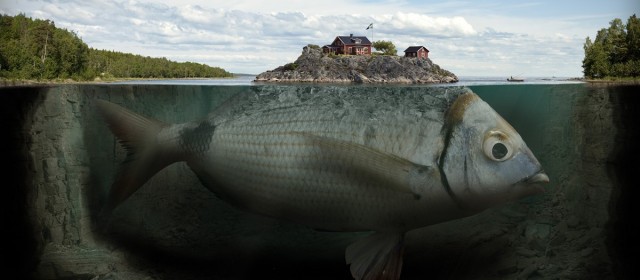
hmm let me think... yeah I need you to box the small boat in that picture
[507,76,524,82]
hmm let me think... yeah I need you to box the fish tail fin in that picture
[346,232,405,280]
[95,100,175,213]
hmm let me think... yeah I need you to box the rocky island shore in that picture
[254,45,458,84]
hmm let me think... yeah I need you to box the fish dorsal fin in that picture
[346,232,405,280]
[296,133,430,195]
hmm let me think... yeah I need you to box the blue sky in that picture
[2,0,638,76]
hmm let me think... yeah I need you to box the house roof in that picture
[404,46,429,53]
[336,36,372,45]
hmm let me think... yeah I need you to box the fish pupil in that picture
[492,143,508,159]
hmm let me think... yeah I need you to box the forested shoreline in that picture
[0,14,233,81]
[582,14,640,79]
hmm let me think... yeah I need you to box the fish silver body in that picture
[184,87,465,232]
[96,86,548,280]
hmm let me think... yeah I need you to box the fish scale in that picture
[181,91,457,232]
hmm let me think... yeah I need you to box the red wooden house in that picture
[322,34,372,55]
[404,46,429,58]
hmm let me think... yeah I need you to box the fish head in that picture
[441,91,548,211]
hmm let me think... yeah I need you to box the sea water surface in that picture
[110,75,584,86]
[4,80,638,279]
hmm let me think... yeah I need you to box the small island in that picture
[255,35,458,84]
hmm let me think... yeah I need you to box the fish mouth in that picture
[524,170,550,184]
[517,170,549,194]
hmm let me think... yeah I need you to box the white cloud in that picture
[378,12,477,37]
[178,5,211,24]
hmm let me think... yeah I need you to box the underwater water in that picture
[3,82,638,279]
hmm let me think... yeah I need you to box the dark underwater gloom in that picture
[2,83,639,279]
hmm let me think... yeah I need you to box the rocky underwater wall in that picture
[2,84,638,279]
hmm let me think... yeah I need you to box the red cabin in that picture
[404,46,429,59]
[322,34,372,55]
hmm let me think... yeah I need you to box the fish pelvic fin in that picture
[95,100,173,213]
[346,232,405,280]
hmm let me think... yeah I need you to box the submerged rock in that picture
[255,45,458,84]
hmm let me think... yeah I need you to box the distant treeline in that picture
[583,14,640,79]
[0,14,233,80]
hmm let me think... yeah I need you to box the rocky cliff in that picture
[254,45,458,84]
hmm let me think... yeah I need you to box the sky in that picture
[1,0,638,77]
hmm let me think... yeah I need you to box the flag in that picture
[366,23,373,30]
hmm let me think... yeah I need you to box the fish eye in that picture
[492,142,508,159]
[483,131,513,162]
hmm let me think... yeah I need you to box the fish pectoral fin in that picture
[296,133,425,195]
[346,232,405,280]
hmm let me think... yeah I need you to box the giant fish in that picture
[96,86,548,280]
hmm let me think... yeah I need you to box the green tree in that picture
[583,14,640,78]
[607,19,628,63]
[372,40,398,56]
[0,13,233,80]
[626,14,640,76]
[52,28,89,78]
[583,37,609,78]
